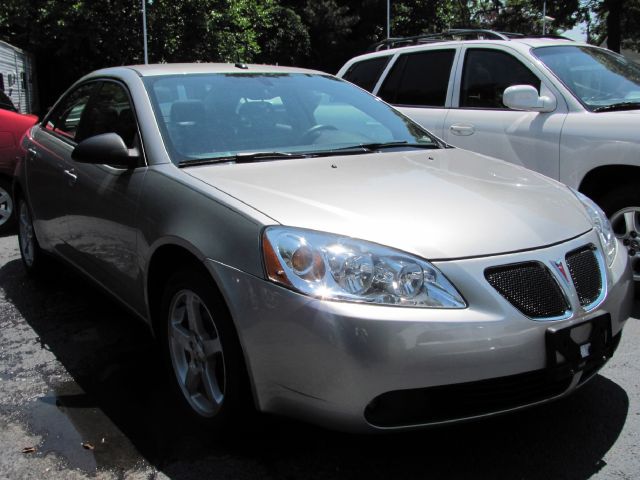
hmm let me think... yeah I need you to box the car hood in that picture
[185,148,592,260]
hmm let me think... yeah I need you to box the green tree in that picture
[583,0,640,53]
[0,0,143,110]
[0,0,310,107]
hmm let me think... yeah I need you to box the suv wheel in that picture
[599,186,640,281]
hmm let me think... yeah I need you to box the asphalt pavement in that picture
[0,233,638,480]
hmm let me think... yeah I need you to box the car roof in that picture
[89,63,325,78]
[347,38,592,63]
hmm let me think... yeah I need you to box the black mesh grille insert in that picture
[566,245,602,307]
[485,262,569,318]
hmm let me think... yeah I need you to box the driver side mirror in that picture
[503,85,556,113]
[71,132,139,168]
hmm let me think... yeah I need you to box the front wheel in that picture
[160,269,250,427]
[598,186,640,281]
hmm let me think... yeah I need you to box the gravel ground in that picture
[0,233,638,480]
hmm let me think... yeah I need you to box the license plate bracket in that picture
[545,314,612,377]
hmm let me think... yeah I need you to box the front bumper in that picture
[206,229,633,432]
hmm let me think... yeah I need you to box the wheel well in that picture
[146,244,258,408]
[0,173,14,190]
[12,179,23,202]
[579,165,640,206]
[147,244,215,336]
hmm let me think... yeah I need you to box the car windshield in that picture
[533,45,640,111]
[143,72,441,165]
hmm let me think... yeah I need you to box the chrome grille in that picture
[485,262,569,318]
[566,245,602,307]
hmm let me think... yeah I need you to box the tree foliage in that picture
[582,0,640,53]
[0,1,638,109]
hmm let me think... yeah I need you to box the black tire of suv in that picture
[597,184,640,284]
[597,184,640,220]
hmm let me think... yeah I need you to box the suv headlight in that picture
[262,226,466,308]
[571,188,617,266]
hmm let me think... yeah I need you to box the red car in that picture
[0,92,37,234]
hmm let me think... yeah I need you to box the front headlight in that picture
[262,226,466,308]
[571,188,617,266]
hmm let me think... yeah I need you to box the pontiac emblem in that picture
[552,260,570,283]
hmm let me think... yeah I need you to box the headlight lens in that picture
[571,188,617,266]
[263,226,466,308]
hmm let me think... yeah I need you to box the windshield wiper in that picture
[330,141,440,152]
[179,151,307,167]
[593,102,640,112]
[178,142,441,166]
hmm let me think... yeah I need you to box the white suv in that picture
[337,31,640,280]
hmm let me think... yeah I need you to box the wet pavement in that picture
[0,233,639,479]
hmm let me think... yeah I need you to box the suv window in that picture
[460,49,541,109]
[45,83,98,141]
[378,49,455,107]
[77,82,138,147]
[342,56,391,92]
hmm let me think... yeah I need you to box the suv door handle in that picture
[63,168,78,186]
[449,124,475,136]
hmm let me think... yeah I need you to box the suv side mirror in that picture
[71,133,139,168]
[503,85,556,113]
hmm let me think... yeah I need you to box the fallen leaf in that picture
[22,447,36,454]
[81,442,95,450]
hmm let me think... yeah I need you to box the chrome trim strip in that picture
[576,245,608,312]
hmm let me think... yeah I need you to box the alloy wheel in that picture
[610,206,640,281]
[168,289,226,417]
[0,185,13,228]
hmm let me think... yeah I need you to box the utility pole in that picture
[142,0,149,64]
[387,0,390,39]
[542,0,547,35]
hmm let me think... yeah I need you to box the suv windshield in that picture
[533,45,640,111]
[143,73,440,165]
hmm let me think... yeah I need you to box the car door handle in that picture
[449,124,475,136]
[63,168,78,186]
[27,148,38,160]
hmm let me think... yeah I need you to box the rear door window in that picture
[378,49,455,107]
[460,49,541,109]
[342,56,391,92]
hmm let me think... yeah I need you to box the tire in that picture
[0,177,16,235]
[598,184,640,282]
[17,197,47,274]
[159,268,251,428]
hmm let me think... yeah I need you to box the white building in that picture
[0,40,38,114]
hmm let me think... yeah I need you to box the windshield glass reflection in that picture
[143,73,440,164]
[533,45,640,111]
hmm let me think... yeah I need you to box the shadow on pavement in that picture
[0,258,631,480]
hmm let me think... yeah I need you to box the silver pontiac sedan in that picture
[16,64,633,432]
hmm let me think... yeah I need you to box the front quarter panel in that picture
[138,163,276,302]
[560,112,640,189]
